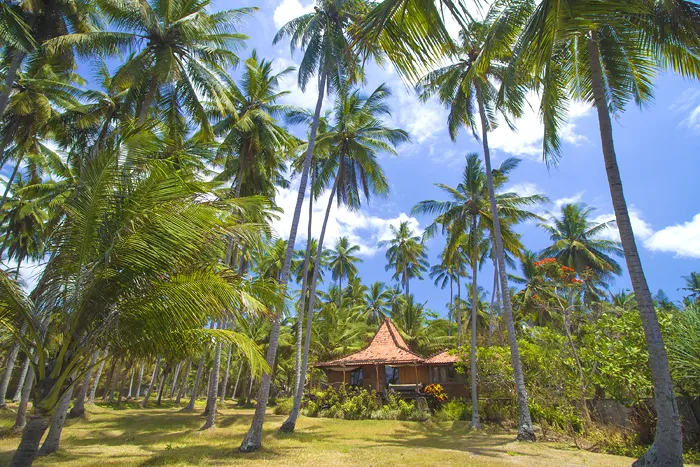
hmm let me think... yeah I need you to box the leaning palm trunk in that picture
[169,362,182,399]
[12,356,30,402]
[0,51,24,119]
[139,358,160,408]
[290,170,315,410]
[0,155,24,210]
[231,363,243,400]
[155,366,169,406]
[456,275,462,348]
[38,381,75,455]
[587,32,682,466]
[240,71,327,452]
[281,176,338,432]
[183,353,205,412]
[470,216,480,429]
[13,367,34,432]
[0,342,20,407]
[220,344,232,403]
[88,357,106,404]
[134,362,144,399]
[175,360,191,405]
[476,86,535,441]
[202,335,222,430]
[70,350,99,418]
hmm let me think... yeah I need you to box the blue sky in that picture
[6,0,699,312]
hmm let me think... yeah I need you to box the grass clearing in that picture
[0,401,662,466]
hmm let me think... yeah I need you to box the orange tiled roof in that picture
[425,349,459,365]
[315,318,424,367]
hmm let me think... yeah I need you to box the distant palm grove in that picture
[0,0,698,466]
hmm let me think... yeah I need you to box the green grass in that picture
[0,401,651,466]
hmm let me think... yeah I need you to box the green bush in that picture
[435,398,470,421]
[371,391,428,421]
[301,384,381,420]
[529,400,583,433]
[273,398,293,415]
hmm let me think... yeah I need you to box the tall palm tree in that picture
[365,281,392,324]
[281,84,406,433]
[540,203,624,301]
[52,0,252,130]
[242,0,370,449]
[328,237,363,302]
[380,221,428,300]
[681,272,700,304]
[429,255,459,337]
[495,1,700,460]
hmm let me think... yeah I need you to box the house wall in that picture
[397,365,429,385]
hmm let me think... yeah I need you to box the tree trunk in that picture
[139,357,160,408]
[0,342,20,407]
[240,70,327,452]
[134,361,145,399]
[0,51,24,119]
[488,258,498,347]
[476,85,535,441]
[13,367,34,432]
[136,76,158,126]
[106,359,122,403]
[281,175,338,432]
[116,361,132,406]
[587,32,682,466]
[38,383,75,455]
[175,360,191,405]
[0,155,23,211]
[183,353,205,412]
[448,277,453,337]
[70,350,99,417]
[169,362,182,399]
[12,355,30,402]
[9,413,49,467]
[456,275,462,348]
[470,215,480,429]
[202,330,222,430]
[88,357,106,404]
[231,364,243,401]
[291,170,314,408]
[155,366,168,406]
[101,358,116,402]
[127,366,135,399]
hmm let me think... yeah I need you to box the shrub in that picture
[423,384,448,412]
[435,398,470,421]
[273,398,293,415]
[529,400,584,434]
[302,384,381,420]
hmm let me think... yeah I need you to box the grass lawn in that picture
[0,401,658,466]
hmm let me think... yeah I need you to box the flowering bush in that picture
[423,383,448,411]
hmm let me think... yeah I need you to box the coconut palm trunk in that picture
[13,366,34,432]
[139,358,160,408]
[12,355,30,402]
[0,155,24,210]
[0,342,20,407]
[220,344,232,403]
[291,170,314,408]
[38,381,75,455]
[476,85,535,441]
[587,31,682,466]
[169,362,182,398]
[231,363,243,400]
[134,362,144,399]
[136,76,158,126]
[470,216,480,429]
[448,277,453,337]
[240,71,327,452]
[456,275,462,348]
[281,176,338,432]
[70,350,99,417]
[176,360,191,405]
[88,357,106,405]
[202,333,222,429]
[0,51,24,119]
[183,353,205,412]
[155,366,169,406]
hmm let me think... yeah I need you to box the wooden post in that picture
[342,366,346,385]
[414,364,419,391]
[375,365,379,392]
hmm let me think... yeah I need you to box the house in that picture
[315,318,467,398]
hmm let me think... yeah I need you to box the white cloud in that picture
[644,214,700,259]
[273,0,314,29]
[503,182,542,198]
[272,56,324,112]
[389,80,447,144]
[671,88,700,133]
[554,192,585,210]
[592,208,654,242]
[272,178,422,257]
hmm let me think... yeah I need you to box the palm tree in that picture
[380,221,428,300]
[496,1,700,460]
[413,153,544,432]
[540,203,624,301]
[52,0,252,130]
[281,84,406,433]
[681,272,700,304]
[242,0,370,449]
[429,256,459,337]
[328,237,363,302]
[365,281,392,324]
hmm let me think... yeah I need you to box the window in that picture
[350,368,363,387]
[385,366,399,385]
[431,365,465,383]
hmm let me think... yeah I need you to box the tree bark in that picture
[587,32,682,466]
[12,355,30,402]
[476,85,535,441]
[88,357,106,404]
[0,342,20,407]
[183,352,205,412]
[448,277,453,337]
[240,70,327,452]
[201,329,222,430]
[134,361,145,399]
[470,215,481,429]
[13,367,34,432]
[106,359,122,403]
[231,363,243,401]
[457,275,462,348]
[169,362,182,399]
[136,76,158,126]
[155,365,168,406]
[70,350,99,417]
[0,155,24,211]
[175,360,191,405]
[281,176,338,432]
[139,357,160,408]
[291,169,314,408]
[116,361,132,406]
[38,383,75,455]
[127,366,135,399]
[9,413,48,467]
